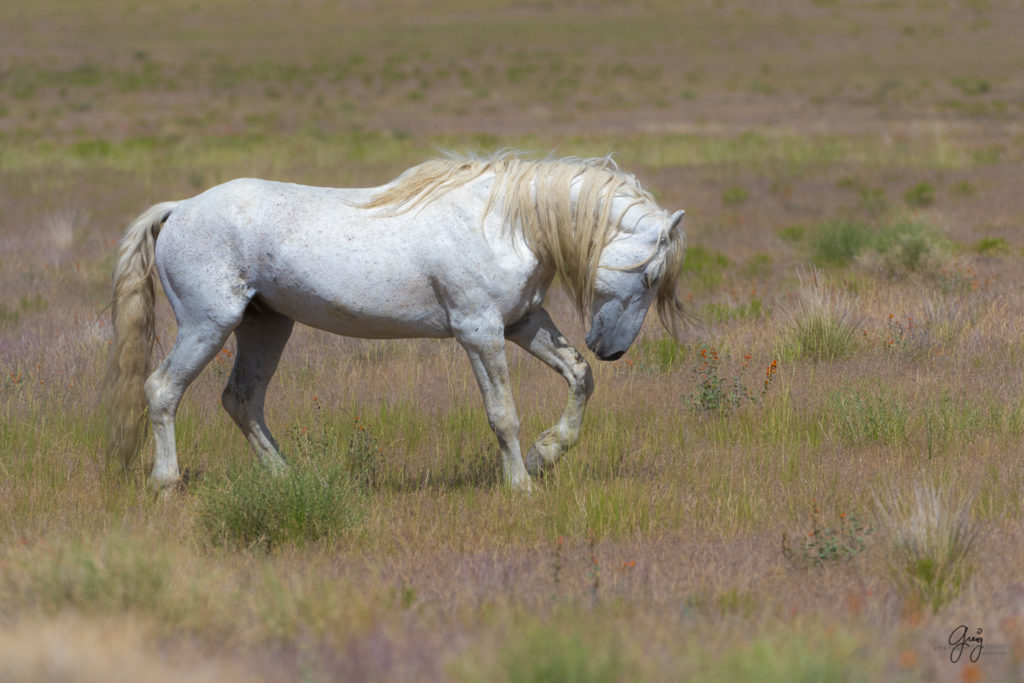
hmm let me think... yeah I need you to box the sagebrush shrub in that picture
[873,218,949,276]
[812,219,874,266]
[195,457,365,550]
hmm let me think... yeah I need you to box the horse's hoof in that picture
[154,484,178,501]
[147,475,180,499]
[526,439,560,477]
[261,455,289,475]
[508,476,534,494]
[525,449,544,477]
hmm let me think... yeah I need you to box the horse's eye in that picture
[643,274,659,290]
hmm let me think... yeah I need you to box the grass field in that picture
[3,1,1024,680]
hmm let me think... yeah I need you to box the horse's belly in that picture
[256,283,451,339]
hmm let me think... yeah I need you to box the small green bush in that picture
[707,628,876,683]
[468,618,628,683]
[972,236,1009,254]
[31,534,170,613]
[812,219,874,266]
[873,219,950,275]
[952,76,990,96]
[903,182,935,207]
[722,185,749,206]
[950,180,976,196]
[195,457,365,550]
[807,216,948,275]
[777,224,805,243]
[857,187,889,217]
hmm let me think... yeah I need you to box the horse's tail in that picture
[104,201,178,471]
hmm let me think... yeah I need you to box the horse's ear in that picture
[669,209,685,233]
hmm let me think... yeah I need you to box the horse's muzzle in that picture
[585,332,626,362]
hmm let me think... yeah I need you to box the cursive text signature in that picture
[948,625,983,663]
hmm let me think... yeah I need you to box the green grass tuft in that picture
[721,185,749,206]
[25,534,171,614]
[808,216,949,275]
[788,313,859,362]
[873,218,950,276]
[464,616,629,683]
[777,224,805,243]
[875,482,980,614]
[781,270,860,362]
[194,457,366,550]
[827,387,908,446]
[903,182,935,207]
[972,236,1009,254]
[705,627,878,683]
[811,219,875,266]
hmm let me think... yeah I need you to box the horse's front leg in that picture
[455,323,532,492]
[506,308,594,476]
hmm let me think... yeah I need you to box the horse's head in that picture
[585,207,686,360]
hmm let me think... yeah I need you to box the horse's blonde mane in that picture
[361,151,686,334]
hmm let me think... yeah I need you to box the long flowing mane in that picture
[361,151,686,334]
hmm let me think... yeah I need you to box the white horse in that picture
[105,152,686,492]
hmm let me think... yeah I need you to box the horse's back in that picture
[154,177,528,338]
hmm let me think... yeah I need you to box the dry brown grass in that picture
[3,1,1024,680]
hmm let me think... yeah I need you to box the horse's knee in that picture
[488,412,519,439]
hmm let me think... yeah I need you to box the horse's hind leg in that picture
[506,308,594,476]
[145,321,234,490]
[221,305,294,472]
